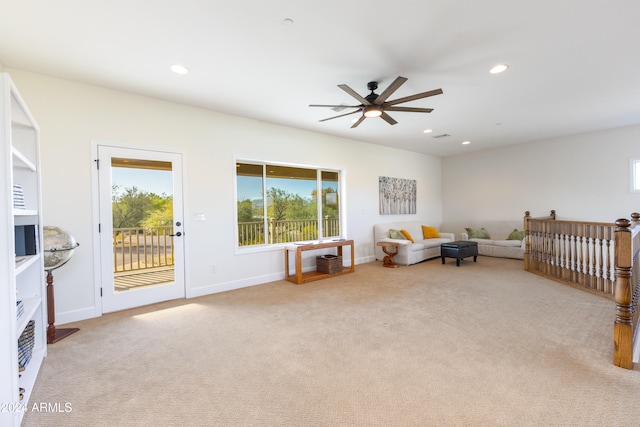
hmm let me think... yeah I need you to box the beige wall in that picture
[441,124,640,238]
[11,67,638,324]
[8,69,444,324]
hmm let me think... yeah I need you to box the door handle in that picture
[170,232,182,237]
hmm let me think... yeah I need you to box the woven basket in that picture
[316,254,342,274]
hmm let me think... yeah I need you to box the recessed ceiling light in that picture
[282,18,294,25]
[462,141,471,145]
[171,64,189,75]
[423,129,433,134]
[489,64,508,74]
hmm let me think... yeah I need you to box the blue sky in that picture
[112,167,173,196]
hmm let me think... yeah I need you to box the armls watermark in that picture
[1,401,72,413]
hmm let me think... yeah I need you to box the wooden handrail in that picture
[612,213,640,369]
[524,210,616,296]
[524,210,640,369]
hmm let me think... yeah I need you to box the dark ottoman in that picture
[441,241,478,266]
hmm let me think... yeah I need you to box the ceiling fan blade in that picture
[351,115,366,128]
[385,106,434,113]
[319,109,362,122]
[387,88,443,106]
[338,84,371,105]
[374,76,408,105]
[309,104,361,108]
[381,112,398,125]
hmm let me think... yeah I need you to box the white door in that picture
[97,145,185,313]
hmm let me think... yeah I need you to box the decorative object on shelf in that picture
[13,184,25,209]
[16,300,24,319]
[43,226,80,344]
[18,320,35,371]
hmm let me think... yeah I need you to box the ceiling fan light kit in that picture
[363,105,383,118]
[310,76,443,128]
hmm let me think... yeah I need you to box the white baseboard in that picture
[188,256,374,298]
[56,257,376,323]
[57,306,100,326]
[357,255,376,264]
[187,272,283,298]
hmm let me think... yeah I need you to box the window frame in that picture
[234,158,346,253]
[631,158,640,193]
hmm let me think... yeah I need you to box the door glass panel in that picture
[111,158,174,292]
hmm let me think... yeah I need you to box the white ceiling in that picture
[1,1,639,157]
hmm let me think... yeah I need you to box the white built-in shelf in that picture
[13,209,38,216]
[17,347,45,413]
[11,146,36,172]
[15,254,40,275]
[16,297,42,340]
[1,72,46,427]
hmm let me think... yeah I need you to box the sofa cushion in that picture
[410,243,425,251]
[421,237,453,248]
[407,237,452,252]
[507,229,525,240]
[389,229,408,240]
[493,239,523,247]
[469,238,495,245]
[465,227,491,239]
[400,229,415,242]
[421,225,440,239]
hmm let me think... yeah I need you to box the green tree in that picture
[112,185,173,229]
[141,196,173,228]
[237,199,255,222]
[112,185,155,228]
[286,194,317,220]
[267,187,292,221]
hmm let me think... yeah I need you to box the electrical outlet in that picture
[210,265,216,273]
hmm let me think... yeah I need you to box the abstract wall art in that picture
[379,176,416,215]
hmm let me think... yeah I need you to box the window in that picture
[236,162,341,247]
[632,158,640,193]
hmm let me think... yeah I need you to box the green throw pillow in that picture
[507,229,526,240]
[465,227,491,239]
[389,229,408,240]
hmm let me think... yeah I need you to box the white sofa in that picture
[460,225,525,260]
[374,221,454,265]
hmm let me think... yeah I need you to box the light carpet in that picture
[23,257,640,426]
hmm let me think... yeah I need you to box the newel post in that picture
[613,218,633,369]
[524,211,531,271]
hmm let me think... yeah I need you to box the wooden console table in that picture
[284,239,355,284]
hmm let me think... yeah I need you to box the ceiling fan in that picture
[309,76,443,128]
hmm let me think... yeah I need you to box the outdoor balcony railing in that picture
[238,218,340,246]
[114,219,340,272]
[113,226,174,273]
